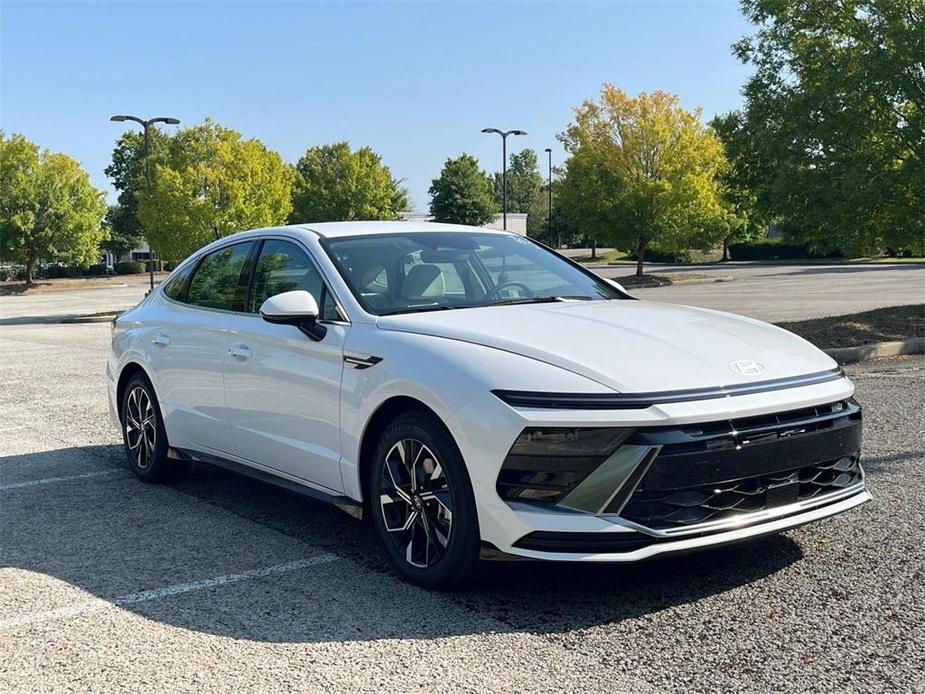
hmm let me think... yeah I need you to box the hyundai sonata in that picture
[108,222,869,588]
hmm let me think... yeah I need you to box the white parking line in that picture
[0,469,121,491]
[0,554,341,630]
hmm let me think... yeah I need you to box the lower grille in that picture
[620,456,863,528]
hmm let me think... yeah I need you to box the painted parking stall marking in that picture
[0,553,341,630]
[0,469,121,492]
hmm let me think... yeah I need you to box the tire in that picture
[120,374,189,482]
[369,411,481,589]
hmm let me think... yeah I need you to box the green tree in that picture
[557,147,615,259]
[290,142,408,223]
[710,112,769,260]
[429,154,498,226]
[734,0,924,255]
[559,85,731,276]
[104,129,170,260]
[138,120,294,261]
[492,149,544,214]
[101,204,144,258]
[0,133,107,285]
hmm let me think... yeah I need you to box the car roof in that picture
[290,221,512,239]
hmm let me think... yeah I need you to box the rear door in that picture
[222,238,348,492]
[149,241,254,455]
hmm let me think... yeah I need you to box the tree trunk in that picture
[722,238,729,262]
[635,237,646,278]
[591,239,597,260]
[24,247,36,288]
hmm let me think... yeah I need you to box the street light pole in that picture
[544,147,553,247]
[110,114,181,291]
[481,127,527,230]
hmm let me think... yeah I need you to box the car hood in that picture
[376,300,837,393]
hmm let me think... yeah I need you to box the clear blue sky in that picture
[1,1,753,212]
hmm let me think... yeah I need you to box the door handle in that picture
[228,344,252,360]
[151,333,171,347]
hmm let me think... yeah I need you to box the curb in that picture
[824,338,925,365]
[668,276,735,286]
[618,275,735,289]
[60,312,122,324]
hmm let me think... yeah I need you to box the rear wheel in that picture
[369,412,481,589]
[120,374,189,482]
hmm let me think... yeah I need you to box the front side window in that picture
[249,239,342,321]
[325,232,624,315]
[186,242,254,311]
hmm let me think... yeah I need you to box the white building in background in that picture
[399,212,528,236]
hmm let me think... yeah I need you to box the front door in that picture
[222,238,347,492]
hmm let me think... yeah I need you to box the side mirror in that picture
[259,290,326,341]
[605,278,628,294]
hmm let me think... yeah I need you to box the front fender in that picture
[338,325,611,501]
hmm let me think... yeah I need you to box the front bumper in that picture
[448,372,869,562]
[501,485,870,562]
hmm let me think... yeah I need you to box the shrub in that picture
[86,264,109,276]
[115,260,146,275]
[727,240,843,260]
[630,247,693,264]
[45,264,71,279]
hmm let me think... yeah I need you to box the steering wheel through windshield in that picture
[484,281,534,301]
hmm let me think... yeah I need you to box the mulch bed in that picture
[776,305,924,349]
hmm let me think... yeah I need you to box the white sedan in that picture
[107,222,869,588]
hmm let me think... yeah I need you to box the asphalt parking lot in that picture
[1,321,923,692]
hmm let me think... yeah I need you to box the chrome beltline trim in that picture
[605,479,867,538]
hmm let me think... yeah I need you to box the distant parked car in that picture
[107,222,869,588]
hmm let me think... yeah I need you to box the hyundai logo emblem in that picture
[730,359,767,376]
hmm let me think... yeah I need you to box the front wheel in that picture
[120,374,189,482]
[369,412,481,589]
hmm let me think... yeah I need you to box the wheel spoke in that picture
[124,386,155,470]
[380,437,454,569]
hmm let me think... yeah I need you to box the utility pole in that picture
[480,128,527,230]
[110,114,180,290]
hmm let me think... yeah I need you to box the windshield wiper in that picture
[486,295,594,307]
[379,305,464,316]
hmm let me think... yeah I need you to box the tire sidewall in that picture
[121,374,170,481]
[369,413,480,588]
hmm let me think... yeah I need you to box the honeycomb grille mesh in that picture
[620,456,862,528]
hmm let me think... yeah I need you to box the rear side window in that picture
[162,262,195,301]
[186,242,254,311]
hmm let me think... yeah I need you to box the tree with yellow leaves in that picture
[559,85,733,277]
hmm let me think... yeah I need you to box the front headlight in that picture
[496,427,633,503]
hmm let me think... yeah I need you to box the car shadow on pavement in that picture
[3,444,813,643]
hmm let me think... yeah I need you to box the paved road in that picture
[0,320,922,692]
[0,276,155,323]
[2,263,921,325]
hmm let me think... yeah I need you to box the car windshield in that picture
[323,231,625,316]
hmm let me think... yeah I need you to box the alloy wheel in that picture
[125,386,156,470]
[379,438,454,568]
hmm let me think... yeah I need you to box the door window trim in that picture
[162,234,350,325]
[164,240,257,314]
